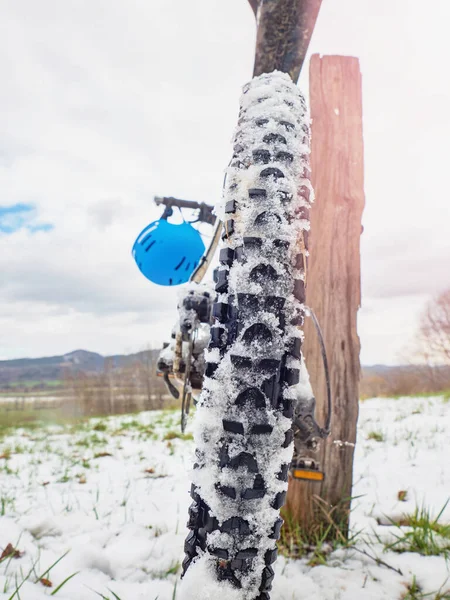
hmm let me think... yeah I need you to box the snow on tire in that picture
[180,71,312,600]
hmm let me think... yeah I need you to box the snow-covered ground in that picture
[0,396,449,600]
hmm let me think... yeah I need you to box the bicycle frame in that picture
[189,0,323,286]
[250,0,323,83]
[176,5,331,593]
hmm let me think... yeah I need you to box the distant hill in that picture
[0,350,104,370]
[1,350,448,397]
[0,349,160,387]
[362,364,413,376]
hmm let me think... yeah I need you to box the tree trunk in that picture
[285,54,365,538]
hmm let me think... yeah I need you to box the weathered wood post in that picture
[285,54,365,538]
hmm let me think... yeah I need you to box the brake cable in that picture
[305,306,331,436]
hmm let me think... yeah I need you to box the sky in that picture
[0,0,449,365]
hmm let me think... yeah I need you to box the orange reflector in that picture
[292,469,324,482]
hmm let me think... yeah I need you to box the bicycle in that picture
[132,1,331,597]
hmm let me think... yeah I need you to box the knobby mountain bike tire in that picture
[180,71,312,600]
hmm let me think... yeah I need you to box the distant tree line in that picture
[362,288,450,399]
[63,349,171,416]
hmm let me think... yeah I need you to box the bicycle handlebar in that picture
[154,196,217,226]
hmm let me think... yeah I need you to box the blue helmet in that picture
[132,219,205,286]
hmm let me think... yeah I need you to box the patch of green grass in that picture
[279,494,360,564]
[0,446,11,459]
[361,391,450,402]
[402,577,425,600]
[75,433,107,448]
[391,390,450,400]
[383,502,450,558]
[89,433,107,445]
[75,437,90,448]
[0,406,178,438]
[118,419,141,430]
[147,561,180,580]
[138,426,156,437]
[92,590,124,600]
[50,571,80,596]
[402,576,450,600]
[367,430,385,442]
[12,443,26,454]
[1,493,16,516]
[92,421,108,432]
[279,515,340,565]
[1,462,16,476]
[57,469,71,484]
[4,380,64,389]
[0,409,82,436]
[163,562,180,577]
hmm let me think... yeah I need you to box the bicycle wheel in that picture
[180,71,312,599]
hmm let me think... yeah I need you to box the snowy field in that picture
[0,395,449,600]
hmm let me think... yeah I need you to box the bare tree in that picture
[134,347,166,410]
[414,288,450,391]
[137,347,156,406]
[420,289,450,364]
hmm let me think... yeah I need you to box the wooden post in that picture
[285,55,365,538]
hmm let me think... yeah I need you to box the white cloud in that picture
[0,0,449,363]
